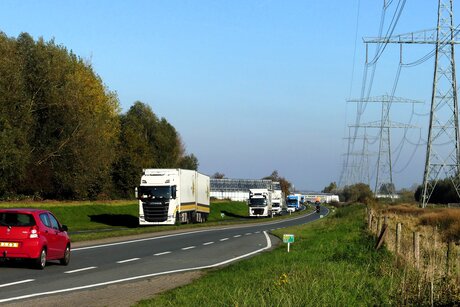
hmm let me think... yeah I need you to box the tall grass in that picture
[372,203,460,305]
[135,204,401,307]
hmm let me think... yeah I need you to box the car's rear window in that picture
[0,213,36,227]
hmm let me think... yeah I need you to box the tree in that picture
[212,172,226,179]
[263,170,292,196]
[112,102,197,197]
[0,32,120,199]
[111,102,158,198]
[0,32,30,196]
[341,183,374,203]
[179,154,199,170]
[414,178,460,204]
[322,182,337,193]
[379,183,395,195]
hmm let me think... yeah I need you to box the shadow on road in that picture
[88,214,139,228]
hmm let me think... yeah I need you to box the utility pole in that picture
[364,0,460,207]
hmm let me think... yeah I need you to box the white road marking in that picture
[203,242,214,245]
[245,233,252,235]
[64,267,97,274]
[181,246,196,250]
[71,212,319,252]
[0,232,273,304]
[255,231,261,233]
[220,238,229,241]
[72,210,322,252]
[233,235,241,238]
[154,251,171,256]
[116,258,140,264]
[0,279,34,288]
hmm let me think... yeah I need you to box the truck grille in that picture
[252,208,265,215]
[142,201,169,222]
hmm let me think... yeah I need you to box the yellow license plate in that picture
[0,242,19,248]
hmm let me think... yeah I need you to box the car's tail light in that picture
[29,226,39,239]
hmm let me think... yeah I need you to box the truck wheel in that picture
[175,213,181,226]
[191,212,197,223]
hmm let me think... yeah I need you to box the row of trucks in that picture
[136,169,210,225]
[135,168,287,224]
[248,184,284,217]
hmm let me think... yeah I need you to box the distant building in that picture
[210,178,273,202]
[303,192,340,203]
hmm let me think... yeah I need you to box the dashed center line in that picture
[203,241,214,245]
[154,251,171,256]
[233,235,242,238]
[116,258,140,264]
[220,238,229,241]
[0,279,35,288]
[64,266,97,274]
[245,233,252,235]
[182,246,196,250]
[255,231,261,234]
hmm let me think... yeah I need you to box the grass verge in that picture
[0,200,307,242]
[135,204,401,306]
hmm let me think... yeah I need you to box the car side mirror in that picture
[61,225,68,232]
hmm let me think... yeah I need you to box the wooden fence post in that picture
[396,223,401,255]
[447,241,455,275]
[377,216,381,234]
[368,210,372,230]
[413,232,420,269]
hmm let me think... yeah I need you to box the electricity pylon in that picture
[364,0,460,207]
[348,95,421,196]
[340,127,376,187]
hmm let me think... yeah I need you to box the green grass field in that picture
[0,200,277,242]
[135,204,401,306]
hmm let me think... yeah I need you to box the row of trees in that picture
[0,32,196,200]
[323,179,460,205]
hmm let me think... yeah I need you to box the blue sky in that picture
[0,1,451,191]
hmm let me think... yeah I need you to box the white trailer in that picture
[136,169,210,225]
[248,188,272,217]
[271,181,284,215]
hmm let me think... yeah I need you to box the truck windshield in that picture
[287,199,298,206]
[138,186,172,200]
[249,198,267,207]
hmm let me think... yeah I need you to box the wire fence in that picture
[367,208,460,305]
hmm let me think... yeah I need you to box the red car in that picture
[0,208,71,269]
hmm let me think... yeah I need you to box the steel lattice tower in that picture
[422,0,460,207]
[364,0,460,207]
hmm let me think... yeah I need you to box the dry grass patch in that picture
[369,202,460,305]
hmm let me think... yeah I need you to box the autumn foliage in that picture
[0,32,197,200]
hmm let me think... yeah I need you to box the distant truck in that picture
[271,184,284,215]
[248,188,272,217]
[286,194,301,212]
[136,169,210,225]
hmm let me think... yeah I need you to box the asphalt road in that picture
[0,206,329,304]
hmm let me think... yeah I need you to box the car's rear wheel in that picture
[35,248,47,270]
[60,245,70,266]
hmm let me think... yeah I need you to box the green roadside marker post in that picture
[283,234,295,252]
